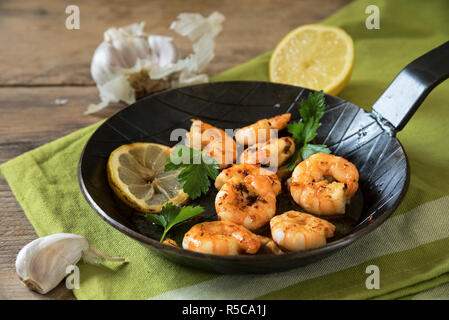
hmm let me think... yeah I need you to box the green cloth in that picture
[2,0,449,300]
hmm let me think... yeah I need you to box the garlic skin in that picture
[150,12,225,84]
[87,12,225,114]
[16,233,124,294]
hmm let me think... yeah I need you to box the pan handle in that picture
[371,41,449,133]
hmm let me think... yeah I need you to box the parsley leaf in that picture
[300,144,330,161]
[286,90,330,168]
[145,202,204,242]
[303,119,321,144]
[286,122,305,143]
[299,90,325,121]
[284,149,301,171]
[165,145,219,199]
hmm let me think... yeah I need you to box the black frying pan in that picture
[78,41,449,274]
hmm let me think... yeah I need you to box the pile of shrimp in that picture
[177,114,359,256]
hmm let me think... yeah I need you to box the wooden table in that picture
[0,0,352,299]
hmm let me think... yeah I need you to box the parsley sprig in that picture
[285,90,331,170]
[165,145,219,199]
[145,202,204,242]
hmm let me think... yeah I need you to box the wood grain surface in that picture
[0,0,352,299]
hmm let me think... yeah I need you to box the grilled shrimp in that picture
[235,113,291,146]
[290,153,359,215]
[182,220,261,255]
[215,175,277,230]
[215,164,281,195]
[186,119,237,169]
[239,137,295,169]
[270,211,336,251]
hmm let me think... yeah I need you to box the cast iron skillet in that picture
[79,41,449,274]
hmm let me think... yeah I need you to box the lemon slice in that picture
[269,24,354,96]
[107,142,189,213]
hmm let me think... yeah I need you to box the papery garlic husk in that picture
[86,11,225,114]
[15,233,124,294]
[150,12,225,85]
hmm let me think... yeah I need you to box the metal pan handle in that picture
[372,41,449,133]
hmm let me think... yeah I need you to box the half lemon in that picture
[107,142,188,213]
[269,24,354,96]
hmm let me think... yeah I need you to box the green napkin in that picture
[2,0,449,300]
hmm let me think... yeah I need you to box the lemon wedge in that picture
[269,24,354,96]
[107,142,189,213]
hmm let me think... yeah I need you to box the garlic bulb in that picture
[86,11,225,114]
[16,233,124,294]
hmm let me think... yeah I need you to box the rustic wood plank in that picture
[0,0,352,299]
[0,0,352,85]
[0,86,119,163]
[0,87,113,300]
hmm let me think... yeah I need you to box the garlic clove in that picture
[112,39,137,68]
[90,42,124,85]
[16,233,124,294]
[148,35,177,67]
[132,37,152,60]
